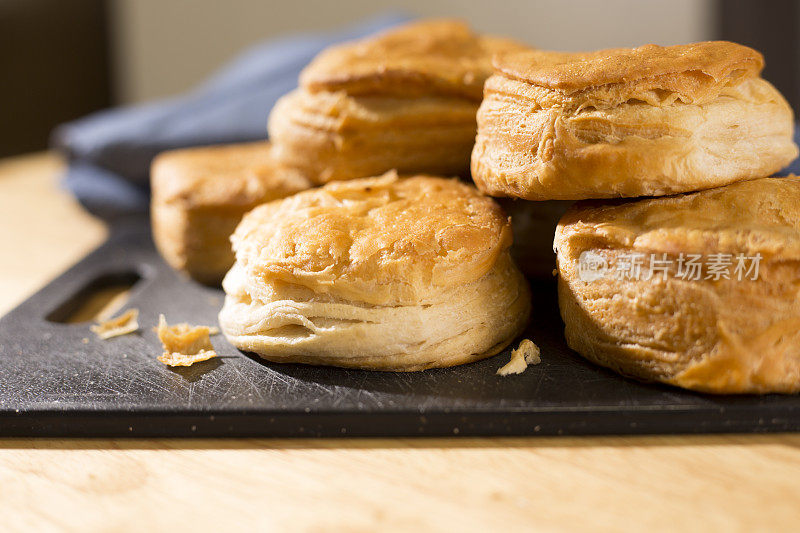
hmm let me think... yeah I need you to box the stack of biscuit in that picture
[152,20,534,371]
[151,19,525,283]
[151,19,800,391]
[472,42,799,393]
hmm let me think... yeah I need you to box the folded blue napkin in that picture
[52,13,410,217]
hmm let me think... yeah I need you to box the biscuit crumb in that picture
[497,339,541,376]
[90,309,139,339]
[156,314,218,367]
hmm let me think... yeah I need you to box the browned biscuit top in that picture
[300,19,528,100]
[558,176,800,261]
[494,41,763,96]
[232,172,512,303]
[151,142,311,208]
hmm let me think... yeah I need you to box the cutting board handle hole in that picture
[45,271,142,324]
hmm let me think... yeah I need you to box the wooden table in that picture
[2,153,799,532]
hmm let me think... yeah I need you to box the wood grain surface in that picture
[1,153,799,533]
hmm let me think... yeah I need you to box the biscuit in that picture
[473,42,798,200]
[555,176,800,394]
[151,142,312,284]
[269,19,527,183]
[219,173,531,371]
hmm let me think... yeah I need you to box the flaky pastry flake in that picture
[497,339,541,376]
[156,314,218,367]
[90,308,140,339]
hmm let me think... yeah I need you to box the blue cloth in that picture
[786,128,800,175]
[52,13,410,218]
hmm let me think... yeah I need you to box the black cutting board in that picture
[0,217,798,438]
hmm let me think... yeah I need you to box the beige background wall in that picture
[109,0,714,103]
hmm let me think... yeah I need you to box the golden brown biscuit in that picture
[219,173,531,371]
[555,176,800,394]
[151,142,312,284]
[269,19,528,184]
[473,42,798,200]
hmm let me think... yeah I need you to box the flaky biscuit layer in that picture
[268,89,478,183]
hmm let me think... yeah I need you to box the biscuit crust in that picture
[219,173,531,371]
[555,176,800,394]
[472,42,798,201]
[300,19,526,100]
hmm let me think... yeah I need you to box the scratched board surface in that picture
[0,217,799,437]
